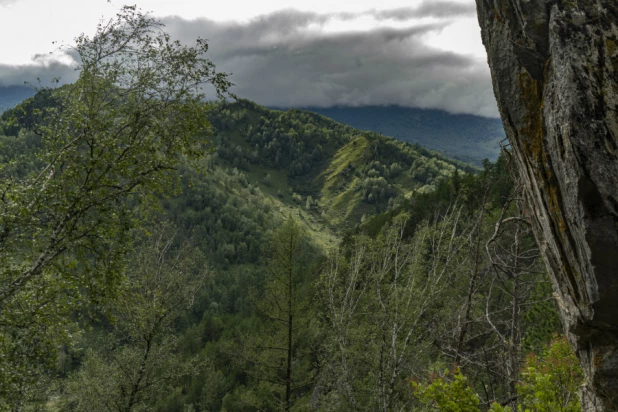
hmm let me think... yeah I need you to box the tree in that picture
[237,218,317,411]
[61,225,208,412]
[0,5,230,406]
[482,181,545,405]
[475,1,618,408]
[413,336,583,412]
[321,210,468,411]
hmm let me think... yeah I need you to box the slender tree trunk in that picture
[286,236,294,412]
[508,218,522,398]
[126,336,152,412]
[286,289,292,411]
[456,204,486,362]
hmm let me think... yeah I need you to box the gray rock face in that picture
[475,1,618,409]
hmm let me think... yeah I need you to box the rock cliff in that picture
[475,1,618,409]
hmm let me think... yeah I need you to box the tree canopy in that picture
[0,5,229,405]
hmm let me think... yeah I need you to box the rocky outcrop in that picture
[475,1,618,410]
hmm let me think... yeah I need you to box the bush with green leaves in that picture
[516,336,583,412]
[412,367,482,412]
[413,336,582,412]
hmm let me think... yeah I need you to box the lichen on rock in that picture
[475,1,618,410]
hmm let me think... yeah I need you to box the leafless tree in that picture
[322,207,469,411]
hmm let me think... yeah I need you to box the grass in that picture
[212,103,466,232]
[320,136,369,196]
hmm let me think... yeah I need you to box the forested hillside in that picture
[1,88,504,167]
[0,8,580,412]
[205,99,472,228]
[303,106,505,166]
[1,92,578,411]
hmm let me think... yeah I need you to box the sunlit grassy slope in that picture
[203,99,474,235]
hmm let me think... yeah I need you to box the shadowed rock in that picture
[475,0,618,410]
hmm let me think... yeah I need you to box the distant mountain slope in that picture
[0,86,36,114]
[207,99,472,229]
[1,94,472,265]
[301,106,506,165]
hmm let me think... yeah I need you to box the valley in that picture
[0,57,572,412]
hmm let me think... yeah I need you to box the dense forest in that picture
[0,6,581,412]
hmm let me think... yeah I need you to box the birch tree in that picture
[62,226,208,412]
[321,210,468,411]
[0,5,229,406]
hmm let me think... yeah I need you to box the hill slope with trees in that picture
[0,7,579,411]
[2,92,576,411]
[302,105,506,165]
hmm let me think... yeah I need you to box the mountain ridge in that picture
[0,85,36,113]
[1,86,504,167]
[297,105,505,165]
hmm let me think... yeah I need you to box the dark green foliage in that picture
[1,58,563,412]
[521,281,564,353]
[164,166,272,268]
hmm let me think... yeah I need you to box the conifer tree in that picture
[238,218,317,411]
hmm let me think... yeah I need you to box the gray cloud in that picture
[0,60,77,88]
[373,1,477,20]
[241,1,478,24]
[0,5,497,117]
[0,0,19,5]
[162,9,498,117]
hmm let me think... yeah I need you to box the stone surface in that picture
[475,1,618,410]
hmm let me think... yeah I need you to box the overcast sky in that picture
[0,0,498,117]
